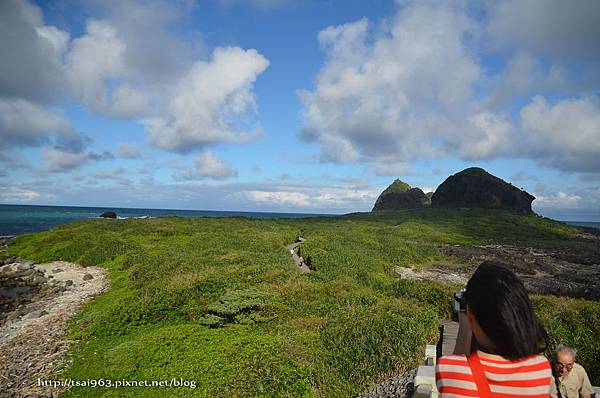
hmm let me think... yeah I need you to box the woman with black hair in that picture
[436,261,552,397]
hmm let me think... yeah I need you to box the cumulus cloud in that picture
[246,191,311,207]
[145,47,269,152]
[42,147,90,172]
[534,191,582,209]
[519,96,600,172]
[0,0,69,102]
[242,185,378,210]
[93,167,127,179]
[300,0,600,173]
[63,0,202,118]
[116,143,141,159]
[0,98,76,148]
[174,151,238,180]
[40,145,112,173]
[487,0,600,62]
[372,163,414,177]
[66,19,145,118]
[299,1,498,164]
[2,0,268,163]
[531,185,600,220]
[0,186,40,202]
[483,54,572,110]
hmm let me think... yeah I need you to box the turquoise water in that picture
[0,204,335,236]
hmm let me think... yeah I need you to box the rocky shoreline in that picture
[0,253,107,397]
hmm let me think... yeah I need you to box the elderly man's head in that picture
[554,345,576,377]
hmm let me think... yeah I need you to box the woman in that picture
[436,261,552,397]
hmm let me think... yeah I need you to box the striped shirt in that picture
[436,352,552,397]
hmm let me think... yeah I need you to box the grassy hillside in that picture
[7,209,600,396]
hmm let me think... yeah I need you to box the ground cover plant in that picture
[7,209,600,396]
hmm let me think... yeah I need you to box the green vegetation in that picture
[380,179,411,194]
[6,209,600,396]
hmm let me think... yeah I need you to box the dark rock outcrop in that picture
[373,179,430,211]
[99,211,117,219]
[431,167,535,214]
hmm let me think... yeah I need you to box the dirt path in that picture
[0,261,108,397]
[285,237,311,273]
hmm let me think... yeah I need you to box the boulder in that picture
[373,179,430,211]
[100,211,117,219]
[431,167,535,214]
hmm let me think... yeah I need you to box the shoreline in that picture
[0,258,108,397]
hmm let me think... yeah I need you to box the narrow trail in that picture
[285,237,311,273]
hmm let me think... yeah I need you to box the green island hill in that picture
[2,184,600,396]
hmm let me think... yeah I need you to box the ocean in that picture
[0,204,336,236]
[1,204,599,237]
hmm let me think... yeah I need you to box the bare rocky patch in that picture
[396,239,600,301]
[0,260,108,397]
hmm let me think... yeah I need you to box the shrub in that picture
[321,299,438,385]
[533,296,600,385]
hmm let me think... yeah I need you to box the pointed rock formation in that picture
[372,179,430,211]
[431,167,535,214]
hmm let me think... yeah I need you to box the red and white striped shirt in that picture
[436,352,552,397]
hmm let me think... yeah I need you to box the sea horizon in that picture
[0,203,340,237]
[1,203,599,238]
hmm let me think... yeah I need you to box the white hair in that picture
[554,344,577,360]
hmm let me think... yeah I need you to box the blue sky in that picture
[1,0,600,220]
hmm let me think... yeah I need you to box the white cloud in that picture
[42,147,89,172]
[372,163,414,177]
[116,143,142,159]
[145,47,269,152]
[487,0,600,62]
[0,186,40,202]
[534,191,582,209]
[174,151,238,180]
[0,0,69,101]
[520,96,600,171]
[1,0,271,171]
[446,111,513,160]
[246,191,311,207]
[244,186,378,210]
[66,19,135,117]
[93,167,127,180]
[299,1,491,164]
[0,98,75,147]
[483,53,572,110]
[194,152,238,179]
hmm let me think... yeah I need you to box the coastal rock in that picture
[83,273,93,281]
[431,167,535,214]
[372,180,430,211]
[99,211,117,219]
[25,310,48,319]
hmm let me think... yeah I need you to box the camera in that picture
[453,288,467,313]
